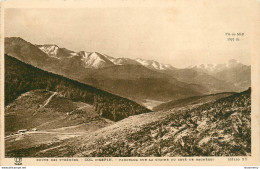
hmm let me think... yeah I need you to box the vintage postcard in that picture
[0,0,260,166]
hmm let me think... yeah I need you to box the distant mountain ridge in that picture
[6,37,250,72]
[190,59,247,74]
[189,59,251,92]
[5,37,251,107]
[37,42,176,71]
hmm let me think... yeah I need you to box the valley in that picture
[142,99,166,110]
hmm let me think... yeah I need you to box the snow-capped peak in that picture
[38,44,80,59]
[104,55,141,66]
[79,52,114,69]
[135,58,173,70]
[105,56,174,70]
[38,44,60,59]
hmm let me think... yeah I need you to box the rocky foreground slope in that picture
[74,88,251,157]
[6,88,251,157]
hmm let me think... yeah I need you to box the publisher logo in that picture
[14,157,22,165]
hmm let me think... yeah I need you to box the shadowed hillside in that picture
[5,54,150,122]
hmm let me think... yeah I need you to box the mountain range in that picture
[37,43,175,70]
[5,37,251,109]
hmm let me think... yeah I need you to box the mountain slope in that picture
[5,37,90,79]
[85,64,175,80]
[61,88,251,157]
[5,54,150,121]
[81,65,203,104]
[5,37,56,68]
[6,88,251,157]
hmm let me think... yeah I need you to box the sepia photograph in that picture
[1,0,259,166]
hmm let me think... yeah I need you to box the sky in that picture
[4,0,256,68]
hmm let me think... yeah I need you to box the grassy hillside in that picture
[5,55,150,121]
[5,90,113,135]
[153,92,236,111]
[6,88,251,157]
